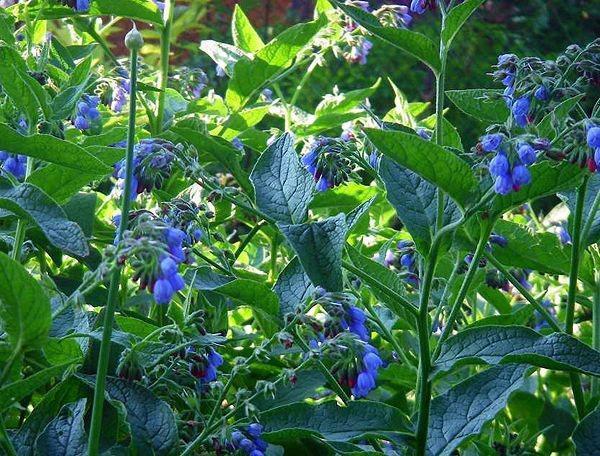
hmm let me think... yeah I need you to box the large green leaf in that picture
[26,145,123,204]
[427,364,527,456]
[250,133,314,224]
[226,17,325,110]
[442,0,485,49]
[446,89,509,123]
[366,129,478,207]
[379,156,460,252]
[38,0,163,25]
[0,124,110,173]
[171,127,253,195]
[79,375,178,455]
[273,257,314,318]
[434,325,600,376]
[35,399,88,456]
[0,10,15,45]
[262,401,411,443]
[0,46,51,125]
[0,252,51,350]
[199,40,248,77]
[253,370,325,411]
[280,213,347,292]
[231,4,265,53]
[490,162,584,216]
[0,184,89,257]
[573,403,600,455]
[333,1,441,73]
[0,362,73,411]
[186,267,280,334]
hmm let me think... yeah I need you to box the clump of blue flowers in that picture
[113,138,178,201]
[232,424,269,456]
[0,117,28,180]
[301,137,353,191]
[187,346,224,383]
[382,240,420,287]
[73,94,101,132]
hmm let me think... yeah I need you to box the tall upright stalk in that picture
[156,0,175,133]
[566,176,589,418]
[87,27,141,456]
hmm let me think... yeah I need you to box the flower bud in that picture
[125,24,144,51]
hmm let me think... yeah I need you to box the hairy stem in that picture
[87,44,139,456]
[566,177,589,418]
[592,270,600,397]
[156,0,175,133]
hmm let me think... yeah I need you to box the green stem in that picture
[485,253,561,331]
[233,221,267,261]
[434,16,447,233]
[433,220,493,359]
[0,344,21,387]
[289,58,319,108]
[155,0,175,133]
[592,272,600,397]
[87,44,139,456]
[566,177,589,418]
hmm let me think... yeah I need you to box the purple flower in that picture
[400,252,414,270]
[73,95,100,131]
[75,0,90,12]
[347,306,369,341]
[347,39,373,65]
[512,96,530,127]
[489,234,508,247]
[481,134,503,152]
[494,173,513,195]
[316,176,330,192]
[512,164,531,186]
[410,0,426,14]
[557,226,572,245]
[352,371,376,398]
[595,148,600,166]
[534,85,549,101]
[587,126,600,149]
[368,150,379,168]
[153,278,174,304]
[1,154,26,179]
[517,144,537,165]
[363,351,383,373]
[489,152,509,177]
[417,128,431,141]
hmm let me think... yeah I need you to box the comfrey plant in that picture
[0,2,598,456]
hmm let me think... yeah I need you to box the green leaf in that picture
[0,9,16,45]
[35,399,88,456]
[573,403,600,455]
[186,267,280,334]
[232,5,265,53]
[0,124,110,173]
[434,325,600,376]
[79,375,178,455]
[536,94,585,139]
[366,128,478,207]
[262,401,411,443]
[379,156,460,252]
[280,214,347,292]
[226,17,325,110]
[427,364,527,456]
[332,1,441,73]
[273,257,315,318]
[250,133,314,224]
[442,0,485,49]
[171,127,253,195]
[38,0,162,25]
[0,362,73,411]
[26,145,123,204]
[0,252,51,350]
[51,56,93,121]
[0,46,51,125]
[446,89,509,123]
[345,196,376,234]
[489,219,571,277]
[253,370,326,411]
[0,184,89,257]
[199,40,248,77]
[314,79,381,116]
[490,162,584,217]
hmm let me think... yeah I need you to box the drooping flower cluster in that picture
[73,94,101,132]
[160,198,210,249]
[187,346,224,383]
[382,240,420,287]
[410,0,436,15]
[373,4,413,28]
[231,424,269,456]
[301,137,353,191]
[111,212,187,305]
[587,125,600,171]
[110,67,130,113]
[113,138,179,201]
[480,133,542,195]
[309,289,385,398]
